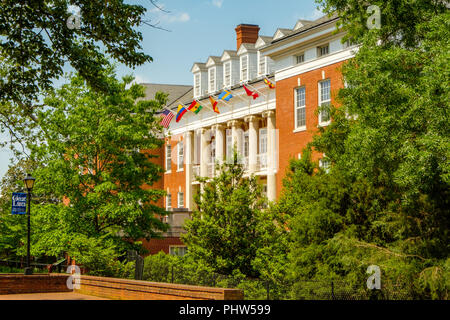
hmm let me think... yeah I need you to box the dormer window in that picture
[317,44,329,57]
[258,53,266,76]
[295,53,305,64]
[209,68,216,93]
[194,74,201,97]
[224,62,231,87]
[241,55,248,82]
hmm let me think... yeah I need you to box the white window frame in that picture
[319,154,331,173]
[223,62,231,88]
[317,44,330,57]
[165,144,172,173]
[194,73,201,97]
[318,79,331,127]
[169,246,188,257]
[226,129,233,161]
[209,67,216,93]
[294,86,306,132]
[166,193,172,211]
[241,55,248,82]
[258,53,267,76]
[177,192,184,208]
[259,128,267,155]
[177,141,184,172]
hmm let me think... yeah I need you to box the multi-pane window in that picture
[165,145,172,172]
[169,246,188,256]
[194,74,200,97]
[243,131,249,158]
[258,53,266,75]
[177,141,184,171]
[319,79,331,124]
[317,44,329,57]
[295,87,306,129]
[178,192,184,208]
[210,137,216,164]
[166,193,172,211]
[319,155,331,173]
[209,68,216,93]
[224,62,231,87]
[241,56,248,81]
[226,129,233,161]
[296,53,305,64]
[259,128,267,154]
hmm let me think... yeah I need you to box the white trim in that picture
[275,48,357,82]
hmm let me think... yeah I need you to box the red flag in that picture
[243,85,259,100]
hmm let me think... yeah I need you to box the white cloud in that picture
[164,12,190,23]
[212,0,224,8]
[297,8,324,21]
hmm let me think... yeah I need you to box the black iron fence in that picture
[141,263,413,300]
[0,259,69,274]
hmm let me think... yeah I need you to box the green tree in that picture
[275,11,449,299]
[0,159,36,260]
[315,0,448,47]
[0,0,165,157]
[183,152,275,278]
[25,70,169,271]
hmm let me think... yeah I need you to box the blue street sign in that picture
[12,192,27,215]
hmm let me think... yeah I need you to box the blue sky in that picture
[0,0,321,180]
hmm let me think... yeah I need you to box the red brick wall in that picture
[276,61,346,198]
[75,275,244,300]
[0,274,71,295]
[141,237,185,256]
[163,134,186,209]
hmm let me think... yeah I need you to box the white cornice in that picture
[275,47,358,82]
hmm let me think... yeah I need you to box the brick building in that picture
[142,13,357,255]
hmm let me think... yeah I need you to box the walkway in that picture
[0,292,109,300]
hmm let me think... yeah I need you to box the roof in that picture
[141,83,193,109]
[271,13,339,44]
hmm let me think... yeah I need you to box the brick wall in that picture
[0,274,71,295]
[141,237,185,256]
[275,61,346,198]
[75,275,244,300]
[164,134,186,209]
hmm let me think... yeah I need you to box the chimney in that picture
[235,24,260,50]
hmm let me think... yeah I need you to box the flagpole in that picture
[245,83,265,96]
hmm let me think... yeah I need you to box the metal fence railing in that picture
[141,263,414,300]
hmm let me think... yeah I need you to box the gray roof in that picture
[272,13,339,44]
[141,83,193,109]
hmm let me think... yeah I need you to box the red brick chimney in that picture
[235,24,260,50]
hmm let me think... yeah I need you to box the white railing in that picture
[193,165,200,177]
[257,153,268,171]
[243,156,249,171]
[207,163,216,178]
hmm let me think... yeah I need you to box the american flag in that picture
[160,109,174,128]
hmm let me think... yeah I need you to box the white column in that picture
[200,128,209,177]
[228,120,243,157]
[245,116,259,174]
[185,131,194,211]
[264,111,276,202]
[213,124,225,165]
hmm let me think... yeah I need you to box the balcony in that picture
[257,153,268,171]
